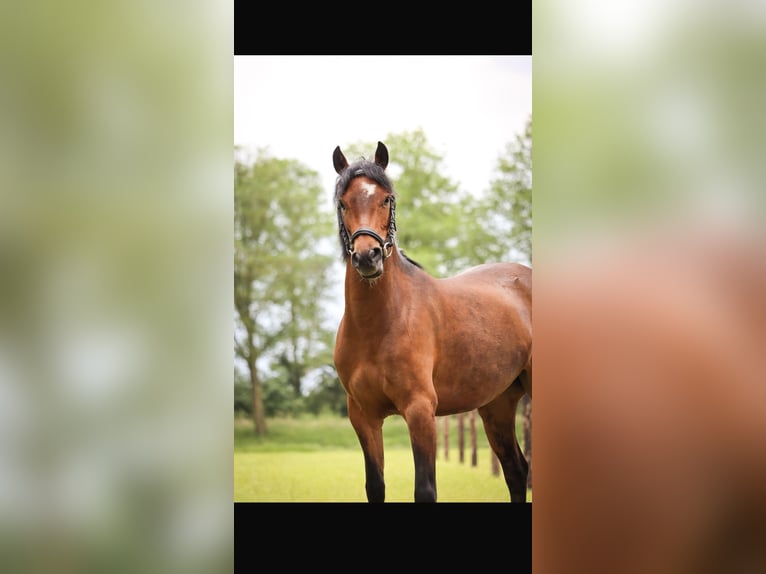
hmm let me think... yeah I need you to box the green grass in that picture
[234,414,532,502]
[234,415,365,452]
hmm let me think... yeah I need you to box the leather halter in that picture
[337,196,397,260]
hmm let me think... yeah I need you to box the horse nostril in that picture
[351,252,361,268]
[369,247,382,262]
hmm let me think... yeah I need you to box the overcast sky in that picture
[234,56,532,201]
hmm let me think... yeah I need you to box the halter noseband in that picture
[337,195,397,260]
[350,227,393,258]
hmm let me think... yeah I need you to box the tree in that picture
[304,365,347,417]
[234,148,334,434]
[234,368,252,417]
[485,116,532,264]
[450,117,532,269]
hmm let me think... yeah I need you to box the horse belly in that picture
[432,318,529,414]
[431,267,532,414]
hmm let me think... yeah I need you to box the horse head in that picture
[333,142,397,280]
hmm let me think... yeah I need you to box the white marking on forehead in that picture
[360,181,377,198]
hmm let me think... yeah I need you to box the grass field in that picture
[234,414,532,502]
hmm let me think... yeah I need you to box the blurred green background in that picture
[0,1,233,573]
[3,0,766,572]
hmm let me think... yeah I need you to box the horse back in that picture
[449,261,531,323]
[454,261,531,289]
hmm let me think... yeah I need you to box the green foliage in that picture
[488,116,532,264]
[234,369,252,416]
[303,366,348,417]
[457,116,532,267]
[261,373,305,417]
[234,148,336,423]
[383,130,466,276]
[234,149,334,367]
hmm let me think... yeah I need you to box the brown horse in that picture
[331,141,532,502]
[534,229,766,572]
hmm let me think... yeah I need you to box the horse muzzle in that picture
[349,227,391,279]
[351,245,384,279]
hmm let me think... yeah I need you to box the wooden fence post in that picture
[443,415,449,460]
[470,409,477,467]
[522,395,532,488]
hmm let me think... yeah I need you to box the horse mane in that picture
[400,250,424,270]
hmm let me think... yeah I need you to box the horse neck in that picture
[343,249,410,327]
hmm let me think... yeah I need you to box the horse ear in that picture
[333,146,348,174]
[374,141,389,170]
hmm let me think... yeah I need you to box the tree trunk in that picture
[443,415,449,461]
[457,412,465,464]
[522,395,532,488]
[249,355,268,435]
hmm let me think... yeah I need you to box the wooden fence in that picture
[436,395,532,487]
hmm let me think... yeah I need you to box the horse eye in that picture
[339,201,347,211]
[382,197,390,206]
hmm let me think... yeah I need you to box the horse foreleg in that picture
[479,383,529,502]
[347,397,385,502]
[403,398,438,503]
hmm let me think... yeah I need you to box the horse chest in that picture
[335,339,392,391]
[338,361,399,416]
[335,327,428,411]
